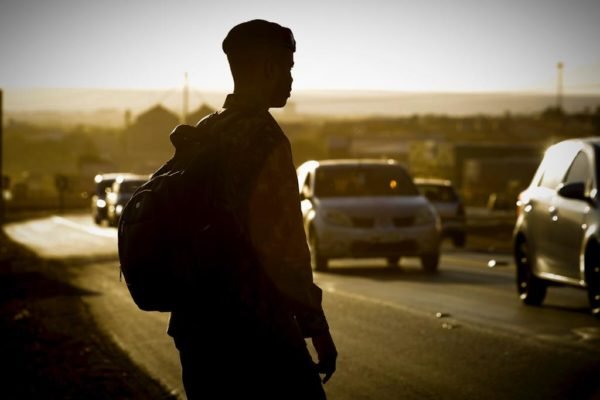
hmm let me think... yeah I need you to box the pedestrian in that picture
[167,19,338,399]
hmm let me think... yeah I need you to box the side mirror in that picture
[300,186,312,201]
[558,182,588,202]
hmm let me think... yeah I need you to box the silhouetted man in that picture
[167,20,337,399]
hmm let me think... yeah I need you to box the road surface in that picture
[5,214,600,399]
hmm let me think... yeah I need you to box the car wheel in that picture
[93,214,102,225]
[420,252,439,273]
[515,237,547,306]
[309,232,328,272]
[585,241,600,318]
[452,232,467,248]
[386,256,400,267]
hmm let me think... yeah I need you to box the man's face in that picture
[268,48,294,108]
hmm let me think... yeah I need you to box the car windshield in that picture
[96,180,115,196]
[315,165,418,198]
[417,184,458,202]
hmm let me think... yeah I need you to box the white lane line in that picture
[52,216,118,239]
[320,284,432,319]
[443,254,514,269]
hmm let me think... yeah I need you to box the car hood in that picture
[429,201,460,217]
[315,196,430,217]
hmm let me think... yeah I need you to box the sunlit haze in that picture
[1,0,599,94]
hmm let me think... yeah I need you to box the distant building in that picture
[124,104,180,171]
[185,104,215,125]
[409,141,544,206]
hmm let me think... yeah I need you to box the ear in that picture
[263,58,278,81]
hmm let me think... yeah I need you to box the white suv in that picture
[297,159,441,272]
[513,137,600,317]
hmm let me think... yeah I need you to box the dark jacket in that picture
[167,94,329,348]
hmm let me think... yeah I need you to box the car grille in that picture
[351,217,374,228]
[351,240,418,255]
[350,217,416,228]
[392,217,414,227]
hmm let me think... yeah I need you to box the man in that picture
[168,20,337,399]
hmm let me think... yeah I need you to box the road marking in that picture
[52,216,117,239]
[443,254,513,269]
[320,283,433,319]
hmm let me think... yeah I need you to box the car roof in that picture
[554,137,600,148]
[413,177,453,186]
[95,172,148,183]
[301,159,400,169]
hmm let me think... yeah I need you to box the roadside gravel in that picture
[0,230,177,399]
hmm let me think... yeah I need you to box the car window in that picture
[301,172,313,197]
[315,165,418,198]
[539,150,573,189]
[563,151,590,185]
[96,180,115,196]
[417,184,458,202]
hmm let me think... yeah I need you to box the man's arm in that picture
[247,137,328,336]
[247,135,338,381]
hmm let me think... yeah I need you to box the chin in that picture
[271,98,289,108]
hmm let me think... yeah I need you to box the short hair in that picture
[223,20,295,84]
[223,19,295,56]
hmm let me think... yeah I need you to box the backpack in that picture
[117,113,226,312]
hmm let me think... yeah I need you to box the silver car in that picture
[513,137,600,317]
[297,159,441,272]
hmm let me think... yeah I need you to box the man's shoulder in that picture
[217,109,287,145]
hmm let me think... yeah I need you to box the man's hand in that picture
[312,331,337,384]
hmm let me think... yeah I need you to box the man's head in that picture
[223,20,295,108]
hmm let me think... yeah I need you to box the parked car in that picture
[106,174,149,226]
[414,178,467,248]
[513,137,600,317]
[91,173,131,225]
[296,159,441,272]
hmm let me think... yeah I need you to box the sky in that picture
[1,0,599,94]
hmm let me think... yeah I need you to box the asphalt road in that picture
[5,214,600,400]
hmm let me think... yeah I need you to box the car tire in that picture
[515,237,547,306]
[420,252,439,273]
[452,232,467,248]
[386,256,400,267]
[585,241,600,318]
[93,214,102,225]
[309,232,328,272]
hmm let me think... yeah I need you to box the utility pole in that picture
[182,72,189,124]
[0,89,4,225]
[556,62,564,111]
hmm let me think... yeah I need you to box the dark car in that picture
[106,174,148,227]
[414,178,467,248]
[91,173,129,225]
[513,137,600,317]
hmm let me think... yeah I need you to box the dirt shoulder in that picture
[0,230,177,399]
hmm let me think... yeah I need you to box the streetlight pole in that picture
[0,89,4,225]
[556,62,564,111]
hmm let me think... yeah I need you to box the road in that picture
[5,214,600,400]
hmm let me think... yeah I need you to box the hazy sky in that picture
[1,0,599,93]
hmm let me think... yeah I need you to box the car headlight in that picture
[322,210,352,227]
[96,199,107,208]
[415,206,439,228]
